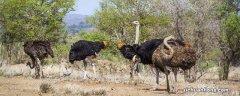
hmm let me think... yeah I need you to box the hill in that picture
[63,14,92,32]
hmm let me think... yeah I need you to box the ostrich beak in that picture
[131,21,135,24]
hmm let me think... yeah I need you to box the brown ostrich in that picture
[23,41,54,79]
[152,35,197,93]
[118,21,180,80]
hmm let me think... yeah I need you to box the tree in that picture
[87,0,171,44]
[0,0,74,42]
[0,0,75,64]
[216,0,240,80]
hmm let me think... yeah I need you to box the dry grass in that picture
[0,60,239,90]
[0,60,239,96]
[63,83,108,96]
[0,64,33,77]
[40,82,55,93]
[0,61,184,85]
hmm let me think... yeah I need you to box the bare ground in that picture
[0,75,239,96]
[0,62,239,96]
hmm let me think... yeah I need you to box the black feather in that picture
[69,40,105,64]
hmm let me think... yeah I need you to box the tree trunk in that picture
[218,41,232,80]
[6,44,12,64]
[218,59,230,80]
[0,43,4,66]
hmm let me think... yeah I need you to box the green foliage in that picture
[216,1,239,18]
[222,12,240,64]
[199,61,216,70]
[82,32,109,41]
[223,13,240,45]
[216,0,240,79]
[87,0,171,42]
[54,43,70,58]
[203,48,221,62]
[0,0,75,42]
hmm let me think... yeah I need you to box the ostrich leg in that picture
[184,69,190,82]
[36,58,43,79]
[32,56,40,79]
[40,59,44,78]
[130,60,138,79]
[89,56,97,79]
[27,57,35,69]
[92,62,96,79]
[130,55,141,79]
[151,67,160,90]
[130,63,134,79]
[35,66,39,78]
[172,68,178,82]
[35,61,40,78]
[83,59,88,79]
[164,66,170,93]
[135,63,141,78]
[156,68,160,85]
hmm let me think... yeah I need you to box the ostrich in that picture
[69,40,109,79]
[118,21,179,80]
[23,41,54,79]
[152,35,197,92]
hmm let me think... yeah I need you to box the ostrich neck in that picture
[162,37,174,59]
[134,24,140,44]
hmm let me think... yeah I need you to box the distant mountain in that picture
[63,14,93,32]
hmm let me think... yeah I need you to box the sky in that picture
[68,0,102,15]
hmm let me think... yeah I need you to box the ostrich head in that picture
[132,21,140,25]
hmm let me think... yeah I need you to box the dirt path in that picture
[0,76,166,96]
[0,76,239,96]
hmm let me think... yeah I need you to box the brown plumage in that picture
[152,35,197,93]
[23,40,54,79]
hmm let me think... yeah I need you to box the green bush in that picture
[199,61,216,70]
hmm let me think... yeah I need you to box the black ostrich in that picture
[23,40,54,79]
[116,39,180,81]
[69,40,109,79]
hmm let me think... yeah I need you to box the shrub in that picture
[40,82,54,93]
